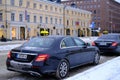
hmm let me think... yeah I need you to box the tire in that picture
[56,59,69,79]
[93,52,100,65]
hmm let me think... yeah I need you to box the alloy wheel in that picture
[56,59,69,79]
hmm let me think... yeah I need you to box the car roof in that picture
[103,33,120,36]
[35,35,71,40]
[108,33,120,35]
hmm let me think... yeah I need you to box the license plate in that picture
[17,54,27,59]
[100,42,106,45]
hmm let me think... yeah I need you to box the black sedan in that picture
[6,36,100,79]
[92,33,120,55]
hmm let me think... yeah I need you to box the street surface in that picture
[0,51,116,80]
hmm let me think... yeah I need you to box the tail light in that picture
[7,51,11,59]
[112,42,118,47]
[92,41,96,46]
[35,54,49,62]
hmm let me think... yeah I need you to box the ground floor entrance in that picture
[20,27,25,40]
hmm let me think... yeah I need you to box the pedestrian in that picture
[1,35,7,42]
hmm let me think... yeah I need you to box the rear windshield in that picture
[23,37,54,48]
[98,35,118,40]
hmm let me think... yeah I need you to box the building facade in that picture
[0,0,91,40]
[62,0,120,33]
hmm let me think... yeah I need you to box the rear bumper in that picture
[98,47,118,53]
[6,60,56,75]
[7,67,41,76]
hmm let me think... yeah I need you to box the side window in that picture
[61,37,77,48]
[74,38,85,47]
[61,40,66,48]
[117,35,120,40]
[64,37,76,47]
[118,36,120,40]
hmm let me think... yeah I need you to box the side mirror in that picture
[86,43,91,46]
[83,43,90,48]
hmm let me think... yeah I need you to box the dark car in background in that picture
[6,36,100,79]
[92,33,120,55]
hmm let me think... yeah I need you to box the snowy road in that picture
[0,44,21,52]
[0,51,116,80]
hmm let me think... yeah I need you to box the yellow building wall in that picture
[0,0,91,39]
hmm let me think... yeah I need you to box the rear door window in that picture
[61,37,76,48]
[73,38,85,47]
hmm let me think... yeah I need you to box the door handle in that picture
[66,50,73,53]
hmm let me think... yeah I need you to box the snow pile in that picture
[0,44,21,51]
[65,57,120,80]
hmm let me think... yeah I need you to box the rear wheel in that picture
[93,52,100,65]
[56,59,69,79]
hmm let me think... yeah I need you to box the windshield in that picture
[98,35,118,40]
[23,37,55,48]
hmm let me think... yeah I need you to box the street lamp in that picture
[5,0,7,38]
[63,6,66,36]
[37,24,40,36]
[110,12,112,33]
[110,21,112,33]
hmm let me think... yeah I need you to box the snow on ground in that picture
[0,37,98,52]
[0,44,21,52]
[65,57,120,80]
[80,37,98,43]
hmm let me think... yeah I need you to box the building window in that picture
[94,10,96,14]
[19,14,23,22]
[55,18,57,24]
[39,4,42,9]
[11,0,14,6]
[59,8,62,13]
[26,1,30,8]
[45,17,48,24]
[50,6,53,11]
[50,17,53,24]
[33,3,37,9]
[55,7,57,12]
[27,15,30,22]
[59,19,62,25]
[67,20,69,26]
[45,5,48,10]
[11,13,15,21]
[19,0,22,6]
[0,13,2,21]
[40,16,42,23]
[98,5,100,8]
[0,0,2,4]
[34,16,36,23]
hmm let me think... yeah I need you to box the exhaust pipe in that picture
[30,72,41,77]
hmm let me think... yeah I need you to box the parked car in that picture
[6,36,100,79]
[92,33,120,55]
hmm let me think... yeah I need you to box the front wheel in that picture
[93,52,100,65]
[56,59,69,79]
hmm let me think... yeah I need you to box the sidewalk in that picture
[0,40,26,45]
[65,56,120,80]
